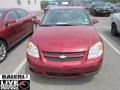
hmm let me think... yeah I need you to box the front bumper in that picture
[27,55,103,78]
[95,9,111,14]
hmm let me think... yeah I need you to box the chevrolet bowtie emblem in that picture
[59,55,67,59]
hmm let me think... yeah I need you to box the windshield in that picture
[0,11,3,19]
[41,9,91,26]
[95,2,106,6]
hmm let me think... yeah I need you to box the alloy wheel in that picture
[0,41,7,62]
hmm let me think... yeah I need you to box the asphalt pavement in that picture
[0,14,120,90]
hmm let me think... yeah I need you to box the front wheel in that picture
[92,10,96,16]
[0,40,7,63]
[111,24,119,36]
[107,14,110,17]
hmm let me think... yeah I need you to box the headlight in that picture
[27,42,40,58]
[88,41,103,59]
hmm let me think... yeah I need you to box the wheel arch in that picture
[0,38,8,50]
[112,21,120,33]
[111,22,117,27]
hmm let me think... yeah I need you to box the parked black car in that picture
[70,0,92,11]
[90,1,111,16]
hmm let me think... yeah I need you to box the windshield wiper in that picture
[53,24,76,26]
[41,24,78,26]
[41,25,54,26]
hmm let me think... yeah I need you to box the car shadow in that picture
[102,30,120,47]
[7,34,32,54]
[24,63,95,86]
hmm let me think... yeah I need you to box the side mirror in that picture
[5,19,16,26]
[34,19,40,25]
[32,17,40,25]
[44,8,48,14]
[92,18,99,24]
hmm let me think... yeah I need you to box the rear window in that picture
[0,11,3,18]
[16,10,28,18]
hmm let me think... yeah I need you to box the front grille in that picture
[99,10,109,11]
[45,56,82,62]
[43,51,85,62]
[47,72,80,77]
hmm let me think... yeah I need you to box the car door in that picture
[117,13,120,32]
[4,10,21,47]
[15,9,33,38]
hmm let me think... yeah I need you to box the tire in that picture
[0,40,7,63]
[107,14,110,17]
[111,23,119,36]
[90,9,92,14]
[92,10,96,16]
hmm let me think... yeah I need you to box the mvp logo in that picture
[0,80,18,90]
[1,80,18,85]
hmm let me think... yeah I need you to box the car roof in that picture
[49,6,85,10]
[0,8,27,18]
[0,8,25,12]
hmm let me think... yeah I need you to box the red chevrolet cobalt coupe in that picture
[0,8,36,62]
[27,7,104,78]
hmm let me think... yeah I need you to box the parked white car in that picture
[111,13,120,36]
[113,3,120,13]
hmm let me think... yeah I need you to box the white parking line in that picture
[99,33,120,55]
[12,58,27,75]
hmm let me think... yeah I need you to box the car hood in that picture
[30,26,100,52]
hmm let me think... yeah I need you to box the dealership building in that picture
[0,0,42,11]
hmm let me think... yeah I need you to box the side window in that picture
[16,10,28,18]
[6,11,19,21]
[115,3,120,7]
